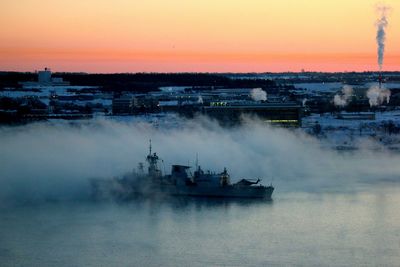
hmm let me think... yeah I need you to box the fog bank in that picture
[1,116,400,202]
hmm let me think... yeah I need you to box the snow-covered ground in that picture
[1,86,99,97]
[364,82,400,89]
[293,82,343,92]
[0,86,111,108]
[293,82,400,95]
[303,111,400,151]
[159,86,190,93]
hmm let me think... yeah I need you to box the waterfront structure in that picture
[204,102,303,127]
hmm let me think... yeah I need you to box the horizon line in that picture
[1,70,400,75]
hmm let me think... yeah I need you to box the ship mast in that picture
[146,139,161,178]
[149,139,152,156]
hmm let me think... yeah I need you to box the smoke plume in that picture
[333,85,353,107]
[250,88,267,101]
[376,4,390,70]
[366,85,391,106]
[197,95,204,104]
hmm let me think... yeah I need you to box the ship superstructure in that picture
[91,141,274,200]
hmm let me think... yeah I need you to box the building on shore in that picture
[112,96,134,115]
[204,102,303,127]
[20,68,70,88]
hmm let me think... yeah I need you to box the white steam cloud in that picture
[197,95,204,104]
[333,85,353,107]
[366,85,391,106]
[376,4,390,70]
[1,116,400,203]
[250,88,267,101]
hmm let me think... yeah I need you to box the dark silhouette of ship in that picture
[91,141,274,200]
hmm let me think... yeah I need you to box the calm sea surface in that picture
[1,186,400,267]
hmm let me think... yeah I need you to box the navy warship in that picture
[91,141,274,200]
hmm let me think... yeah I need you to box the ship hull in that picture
[91,178,274,200]
[165,185,273,199]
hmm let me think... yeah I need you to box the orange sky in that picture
[1,0,399,73]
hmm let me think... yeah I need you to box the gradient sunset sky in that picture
[1,0,399,73]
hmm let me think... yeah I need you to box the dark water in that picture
[1,186,400,267]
